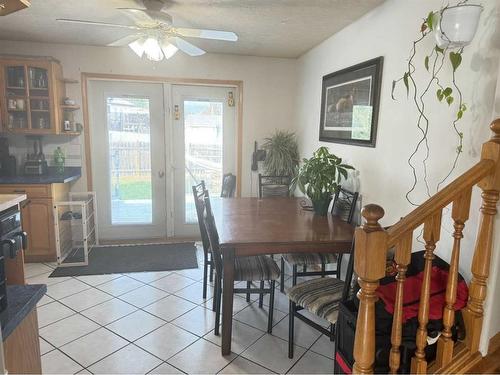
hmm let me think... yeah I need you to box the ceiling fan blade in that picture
[118,8,155,26]
[56,19,142,30]
[175,28,238,41]
[107,34,142,47]
[171,37,205,56]
[118,9,173,27]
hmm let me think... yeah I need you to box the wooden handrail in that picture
[386,159,495,247]
[352,119,500,374]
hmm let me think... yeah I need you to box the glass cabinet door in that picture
[5,65,28,130]
[28,66,51,130]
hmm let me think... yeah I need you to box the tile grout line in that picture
[37,254,334,375]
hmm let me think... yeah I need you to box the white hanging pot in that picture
[434,4,483,49]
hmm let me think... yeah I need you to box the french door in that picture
[171,85,237,237]
[88,80,237,240]
[88,80,168,240]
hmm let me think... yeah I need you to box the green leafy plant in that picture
[262,130,299,177]
[292,147,354,215]
[392,1,472,205]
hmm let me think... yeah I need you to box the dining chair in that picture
[287,240,356,358]
[221,173,236,198]
[192,181,214,299]
[280,188,359,292]
[202,192,281,335]
[258,174,291,198]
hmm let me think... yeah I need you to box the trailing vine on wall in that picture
[392,1,471,206]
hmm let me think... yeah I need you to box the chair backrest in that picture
[221,173,236,198]
[331,188,359,224]
[192,181,210,253]
[258,174,291,198]
[203,194,223,276]
[341,240,357,302]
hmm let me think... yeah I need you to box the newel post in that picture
[353,204,388,374]
[463,119,500,352]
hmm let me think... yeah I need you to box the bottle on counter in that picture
[54,147,65,175]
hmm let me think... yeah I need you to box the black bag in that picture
[334,250,468,374]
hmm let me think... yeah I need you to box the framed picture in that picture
[319,56,383,147]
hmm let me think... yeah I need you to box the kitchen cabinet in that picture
[0,56,79,135]
[0,184,69,262]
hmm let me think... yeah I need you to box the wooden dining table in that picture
[214,197,355,355]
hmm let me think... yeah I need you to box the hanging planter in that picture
[391,1,483,206]
[434,4,483,49]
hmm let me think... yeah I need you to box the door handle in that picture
[158,171,165,178]
[1,239,16,259]
[16,231,28,251]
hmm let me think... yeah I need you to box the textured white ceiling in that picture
[0,0,384,58]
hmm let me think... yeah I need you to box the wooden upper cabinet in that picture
[0,56,65,134]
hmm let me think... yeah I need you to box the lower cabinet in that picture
[0,183,69,262]
[20,198,55,262]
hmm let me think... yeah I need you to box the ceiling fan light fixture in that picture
[129,37,147,57]
[161,41,178,59]
[143,37,163,61]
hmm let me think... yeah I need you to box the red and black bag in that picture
[335,250,468,374]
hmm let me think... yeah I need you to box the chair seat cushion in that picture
[286,278,345,324]
[282,252,338,266]
[235,255,280,281]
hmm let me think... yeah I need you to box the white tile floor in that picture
[29,247,335,374]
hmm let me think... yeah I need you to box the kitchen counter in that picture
[0,166,81,184]
[1,284,46,340]
[0,194,27,212]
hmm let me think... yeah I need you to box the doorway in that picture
[87,79,238,241]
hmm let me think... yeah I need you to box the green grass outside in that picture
[112,176,152,200]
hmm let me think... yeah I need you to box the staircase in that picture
[352,119,500,374]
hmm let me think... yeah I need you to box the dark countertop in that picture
[0,167,81,184]
[1,284,46,340]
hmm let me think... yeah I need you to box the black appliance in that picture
[0,137,17,177]
[24,137,48,176]
[0,207,28,317]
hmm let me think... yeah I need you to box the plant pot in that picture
[434,4,483,48]
[311,196,332,216]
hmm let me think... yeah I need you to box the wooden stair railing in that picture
[352,119,500,374]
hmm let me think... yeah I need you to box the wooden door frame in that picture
[81,72,244,196]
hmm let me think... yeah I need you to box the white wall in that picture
[0,40,297,196]
[293,0,500,354]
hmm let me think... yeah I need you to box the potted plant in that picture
[293,147,354,215]
[262,130,300,177]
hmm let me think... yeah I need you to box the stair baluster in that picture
[411,211,443,374]
[389,232,412,374]
[436,189,472,367]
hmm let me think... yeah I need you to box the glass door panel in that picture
[5,65,28,130]
[172,85,237,237]
[28,66,51,130]
[88,80,167,240]
[184,100,223,224]
[107,97,153,225]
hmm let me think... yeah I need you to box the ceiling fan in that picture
[56,0,238,61]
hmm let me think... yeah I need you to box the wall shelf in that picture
[60,104,80,111]
[60,131,81,136]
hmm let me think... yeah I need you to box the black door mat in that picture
[49,242,198,277]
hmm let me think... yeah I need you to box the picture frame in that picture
[319,56,384,147]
